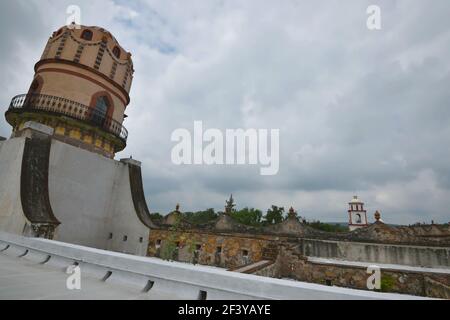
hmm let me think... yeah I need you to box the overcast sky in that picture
[1,0,449,224]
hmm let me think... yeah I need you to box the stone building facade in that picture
[146,208,450,298]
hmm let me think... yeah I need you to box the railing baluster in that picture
[8,93,127,142]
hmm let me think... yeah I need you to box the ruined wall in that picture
[148,229,276,269]
[277,245,450,299]
[252,262,280,278]
[302,239,450,268]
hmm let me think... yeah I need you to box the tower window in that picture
[92,95,109,126]
[356,214,362,224]
[216,246,222,254]
[112,46,121,59]
[81,29,93,41]
[242,250,249,257]
[123,235,128,242]
[29,80,40,94]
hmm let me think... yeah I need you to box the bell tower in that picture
[5,24,134,158]
[348,195,368,231]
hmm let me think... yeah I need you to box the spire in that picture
[288,207,297,219]
[224,194,236,215]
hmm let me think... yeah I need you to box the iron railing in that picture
[8,93,128,142]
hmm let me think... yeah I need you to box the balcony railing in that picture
[8,93,128,142]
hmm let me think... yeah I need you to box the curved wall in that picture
[48,138,149,254]
[0,137,28,234]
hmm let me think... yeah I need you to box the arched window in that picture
[81,29,93,41]
[356,214,362,224]
[27,76,43,96]
[29,80,40,93]
[112,46,121,59]
[91,95,110,126]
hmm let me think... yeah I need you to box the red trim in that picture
[27,75,44,95]
[35,59,130,105]
[89,91,115,120]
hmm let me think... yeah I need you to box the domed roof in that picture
[53,24,133,62]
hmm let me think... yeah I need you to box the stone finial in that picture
[224,194,236,215]
[288,207,297,219]
[374,210,381,222]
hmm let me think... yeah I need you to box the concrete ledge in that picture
[307,257,450,275]
[0,231,431,300]
[120,158,142,167]
[22,121,54,136]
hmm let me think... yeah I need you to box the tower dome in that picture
[5,24,135,158]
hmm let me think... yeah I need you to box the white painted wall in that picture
[0,231,430,300]
[303,238,450,268]
[48,139,149,255]
[105,159,149,256]
[0,137,28,234]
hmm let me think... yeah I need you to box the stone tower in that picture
[5,24,134,158]
[0,25,155,255]
[348,196,368,231]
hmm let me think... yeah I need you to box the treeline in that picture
[149,206,347,232]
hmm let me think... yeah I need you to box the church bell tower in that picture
[5,24,134,158]
[348,196,368,231]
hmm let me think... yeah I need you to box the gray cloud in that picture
[1,0,449,224]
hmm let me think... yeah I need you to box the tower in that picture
[0,25,155,254]
[348,196,368,231]
[5,24,134,158]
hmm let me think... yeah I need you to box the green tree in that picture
[183,208,218,225]
[231,207,263,227]
[306,220,348,233]
[149,212,164,223]
[264,205,285,225]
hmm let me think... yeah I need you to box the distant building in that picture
[347,196,368,231]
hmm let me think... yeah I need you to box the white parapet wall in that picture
[48,138,149,254]
[0,129,150,256]
[0,231,431,300]
[0,137,27,234]
[303,238,450,268]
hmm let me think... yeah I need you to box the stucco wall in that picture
[0,137,28,234]
[47,138,148,254]
[37,63,126,122]
[302,239,450,268]
[105,159,149,256]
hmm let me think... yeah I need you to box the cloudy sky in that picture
[1,0,449,224]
